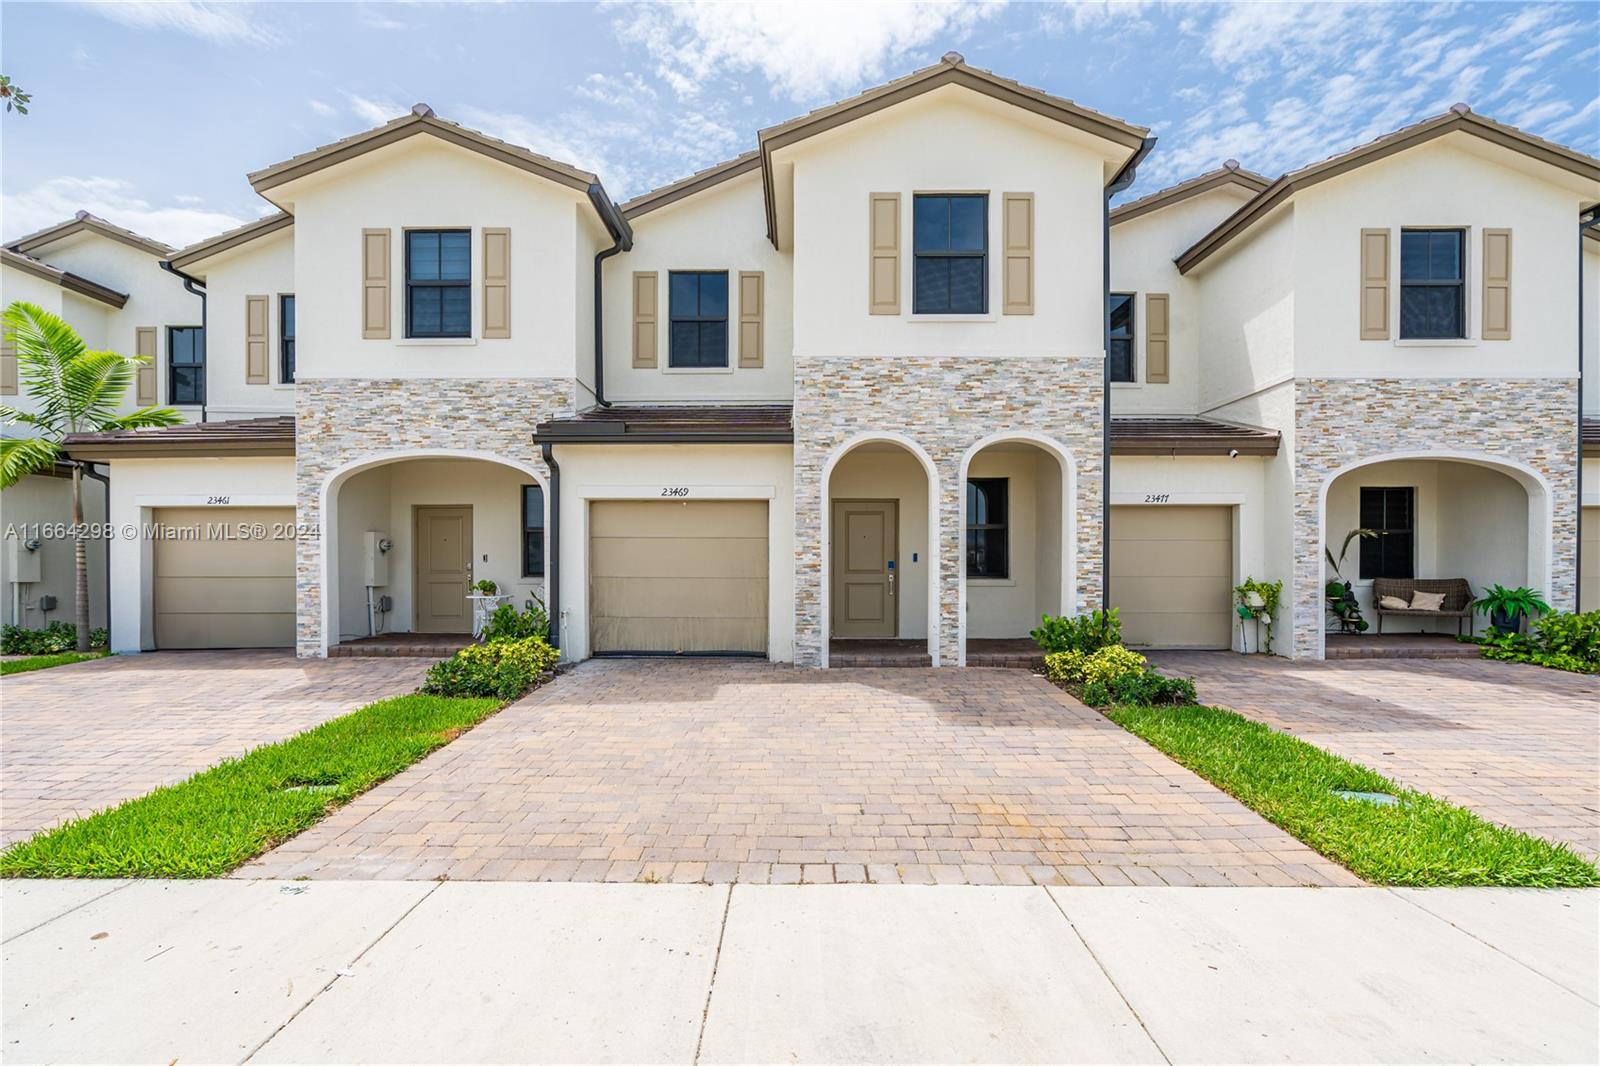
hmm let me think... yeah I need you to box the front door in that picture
[831,499,897,638]
[415,505,473,633]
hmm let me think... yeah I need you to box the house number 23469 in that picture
[660,486,690,497]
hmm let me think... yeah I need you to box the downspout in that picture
[83,464,111,650]
[159,260,207,422]
[586,183,634,409]
[540,442,562,651]
[1102,137,1157,613]
[1579,211,1597,610]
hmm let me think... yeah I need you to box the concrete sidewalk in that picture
[2,882,1595,1064]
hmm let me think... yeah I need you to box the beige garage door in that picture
[1583,507,1599,613]
[589,500,768,655]
[153,506,295,649]
[1111,505,1233,649]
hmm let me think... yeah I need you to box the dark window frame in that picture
[167,325,205,406]
[404,228,472,339]
[966,477,1010,581]
[279,293,296,384]
[912,193,989,315]
[667,270,730,369]
[1399,228,1466,340]
[1358,486,1416,581]
[521,483,546,578]
[1109,292,1136,383]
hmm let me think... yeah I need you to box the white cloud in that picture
[308,99,337,117]
[75,1,278,44]
[344,93,408,126]
[1542,96,1599,140]
[611,0,1003,101]
[2,177,249,247]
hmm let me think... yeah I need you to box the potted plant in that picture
[1233,577,1282,653]
[472,579,499,596]
[1474,585,1551,635]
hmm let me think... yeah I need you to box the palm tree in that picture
[1,302,182,651]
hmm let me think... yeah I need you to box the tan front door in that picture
[589,500,768,654]
[152,506,294,649]
[1582,507,1598,612]
[415,506,473,633]
[1111,505,1233,649]
[831,499,898,639]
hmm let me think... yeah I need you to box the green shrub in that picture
[1044,644,1146,687]
[1030,609,1121,655]
[1531,610,1600,664]
[1043,649,1087,683]
[480,600,549,643]
[1100,669,1198,707]
[2,622,108,655]
[420,637,558,701]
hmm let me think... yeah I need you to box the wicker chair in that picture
[1371,578,1476,636]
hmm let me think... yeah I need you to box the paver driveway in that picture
[241,660,1356,886]
[1154,652,1600,858]
[1,651,430,846]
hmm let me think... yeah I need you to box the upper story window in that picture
[1359,486,1415,580]
[522,484,545,578]
[1108,293,1135,382]
[966,477,1009,580]
[406,229,470,338]
[913,194,987,314]
[1399,229,1464,339]
[668,271,728,368]
[168,326,205,405]
[280,295,296,383]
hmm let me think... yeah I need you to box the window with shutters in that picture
[966,478,1009,580]
[668,271,728,368]
[1108,293,1135,382]
[168,326,205,405]
[522,484,545,578]
[1399,229,1465,339]
[913,194,987,314]
[405,229,471,338]
[280,295,296,383]
[1359,487,1415,580]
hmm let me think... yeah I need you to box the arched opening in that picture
[1319,451,1550,657]
[958,434,1073,666]
[821,434,939,667]
[320,450,547,655]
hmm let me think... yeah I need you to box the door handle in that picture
[887,571,895,596]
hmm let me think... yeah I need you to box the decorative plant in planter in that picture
[1473,585,1551,635]
[1232,577,1282,653]
[472,579,499,595]
[1323,528,1375,635]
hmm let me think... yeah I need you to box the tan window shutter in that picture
[1359,228,1390,340]
[0,337,16,395]
[632,271,658,368]
[738,271,764,368]
[1002,193,1034,315]
[135,326,157,405]
[362,228,391,339]
[245,295,270,384]
[482,227,511,339]
[1146,293,1170,384]
[1482,228,1511,340]
[869,192,900,315]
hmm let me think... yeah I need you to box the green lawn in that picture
[1,650,108,676]
[1,693,501,878]
[1108,703,1600,887]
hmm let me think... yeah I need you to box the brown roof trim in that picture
[1,248,129,308]
[1178,108,1600,275]
[249,106,599,195]
[1110,164,1271,226]
[6,211,175,258]
[757,53,1149,248]
[1110,416,1280,456]
[1583,416,1598,457]
[621,151,761,220]
[168,212,293,269]
[534,404,794,444]
[62,416,295,460]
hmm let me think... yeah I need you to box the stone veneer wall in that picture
[1292,377,1578,659]
[295,378,576,657]
[793,355,1104,668]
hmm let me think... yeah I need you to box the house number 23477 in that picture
[1144,494,1170,503]
[660,487,690,497]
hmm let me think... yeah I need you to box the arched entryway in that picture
[820,433,939,667]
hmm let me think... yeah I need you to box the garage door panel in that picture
[1112,505,1230,541]
[155,613,294,650]
[591,616,766,655]
[1111,539,1230,578]
[1583,507,1598,612]
[1111,505,1232,650]
[1118,611,1234,650]
[152,507,294,650]
[591,577,766,619]
[589,499,768,538]
[589,537,767,578]
[153,575,295,614]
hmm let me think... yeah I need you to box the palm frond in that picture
[59,350,141,431]
[106,405,186,430]
[0,435,61,489]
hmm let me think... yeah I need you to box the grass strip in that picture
[1,693,500,878]
[1,651,108,676]
[1107,703,1600,888]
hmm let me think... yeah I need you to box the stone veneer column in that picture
[1290,377,1578,659]
[294,378,576,657]
[793,355,1104,668]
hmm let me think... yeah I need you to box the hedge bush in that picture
[420,637,559,700]
[1043,642,1198,709]
[1030,609,1122,655]
[2,622,109,655]
[1469,609,1600,674]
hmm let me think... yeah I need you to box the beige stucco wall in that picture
[191,227,297,418]
[0,472,109,631]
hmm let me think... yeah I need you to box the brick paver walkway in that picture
[240,660,1356,886]
[1154,652,1600,858]
[1,651,430,846]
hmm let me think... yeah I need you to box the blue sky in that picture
[3,1,1597,248]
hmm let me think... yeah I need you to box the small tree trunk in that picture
[71,462,90,653]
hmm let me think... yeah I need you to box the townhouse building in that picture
[6,54,1597,663]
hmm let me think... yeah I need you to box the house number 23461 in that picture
[660,486,690,497]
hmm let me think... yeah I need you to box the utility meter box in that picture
[362,531,389,586]
[6,538,42,584]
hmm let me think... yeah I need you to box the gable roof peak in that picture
[411,102,435,118]
[941,50,965,64]
[1450,101,1472,115]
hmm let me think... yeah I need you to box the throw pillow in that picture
[1378,595,1410,610]
[1409,590,1447,611]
